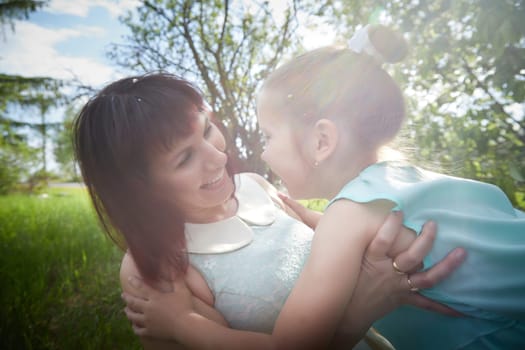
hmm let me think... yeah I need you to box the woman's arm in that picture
[120,253,228,349]
[332,212,466,348]
[122,211,466,348]
[123,201,372,349]
[122,203,393,349]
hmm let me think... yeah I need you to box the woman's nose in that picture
[202,140,227,169]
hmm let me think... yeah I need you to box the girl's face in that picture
[257,92,314,199]
[149,111,235,222]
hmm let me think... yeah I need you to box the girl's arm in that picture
[122,211,466,348]
[244,172,322,226]
[277,193,323,229]
[125,199,378,349]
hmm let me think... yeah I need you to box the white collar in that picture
[185,174,276,254]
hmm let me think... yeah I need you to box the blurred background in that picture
[0,0,523,349]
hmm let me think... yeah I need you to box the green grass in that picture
[0,187,326,350]
[0,188,140,350]
[1,186,521,350]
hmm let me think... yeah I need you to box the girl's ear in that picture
[312,118,338,163]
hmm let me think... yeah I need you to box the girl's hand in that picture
[336,211,466,342]
[278,193,323,229]
[122,276,194,339]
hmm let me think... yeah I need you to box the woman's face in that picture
[149,111,235,222]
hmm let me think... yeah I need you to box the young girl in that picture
[123,25,525,349]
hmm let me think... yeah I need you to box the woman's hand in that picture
[335,211,466,343]
[122,276,195,339]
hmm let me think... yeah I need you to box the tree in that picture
[111,0,524,207]
[1,74,64,168]
[0,115,38,193]
[0,0,64,193]
[0,0,47,37]
[110,0,315,175]
[54,104,80,181]
[322,0,525,207]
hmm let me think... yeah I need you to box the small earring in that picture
[313,161,319,167]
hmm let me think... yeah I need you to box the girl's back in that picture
[330,161,525,349]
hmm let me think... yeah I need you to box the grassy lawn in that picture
[1,185,521,350]
[0,187,140,350]
[0,187,326,350]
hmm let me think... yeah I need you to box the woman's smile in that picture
[201,169,227,190]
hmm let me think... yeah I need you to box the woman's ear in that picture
[312,118,338,163]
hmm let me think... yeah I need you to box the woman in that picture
[74,73,465,349]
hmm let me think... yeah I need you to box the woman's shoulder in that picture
[120,251,141,294]
[120,252,177,293]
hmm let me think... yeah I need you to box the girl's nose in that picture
[260,149,267,163]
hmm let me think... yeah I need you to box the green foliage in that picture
[53,105,80,181]
[1,1,65,190]
[0,0,48,35]
[0,74,61,111]
[301,198,329,212]
[109,0,524,208]
[0,189,140,349]
[0,75,65,192]
[111,0,322,174]
[324,0,525,208]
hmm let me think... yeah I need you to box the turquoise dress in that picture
[329,161,525,350]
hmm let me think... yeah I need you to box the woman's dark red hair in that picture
[74,73,221,282]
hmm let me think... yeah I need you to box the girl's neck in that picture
[320,153,378,199]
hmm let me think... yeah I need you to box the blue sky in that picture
[0,0,336,171]
[0,0,337,89]
[0,0,139,88]
[0,0,141,171]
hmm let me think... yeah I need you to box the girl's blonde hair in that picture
[259,25,408,152]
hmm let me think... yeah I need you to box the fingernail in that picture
[454,248,466,260]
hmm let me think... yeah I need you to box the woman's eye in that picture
[204,123,212,138]
[177,152,192,167]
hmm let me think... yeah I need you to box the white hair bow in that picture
[347,24,384,64]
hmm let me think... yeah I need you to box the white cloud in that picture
[0,21,118,87]
[47,0,139,18]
